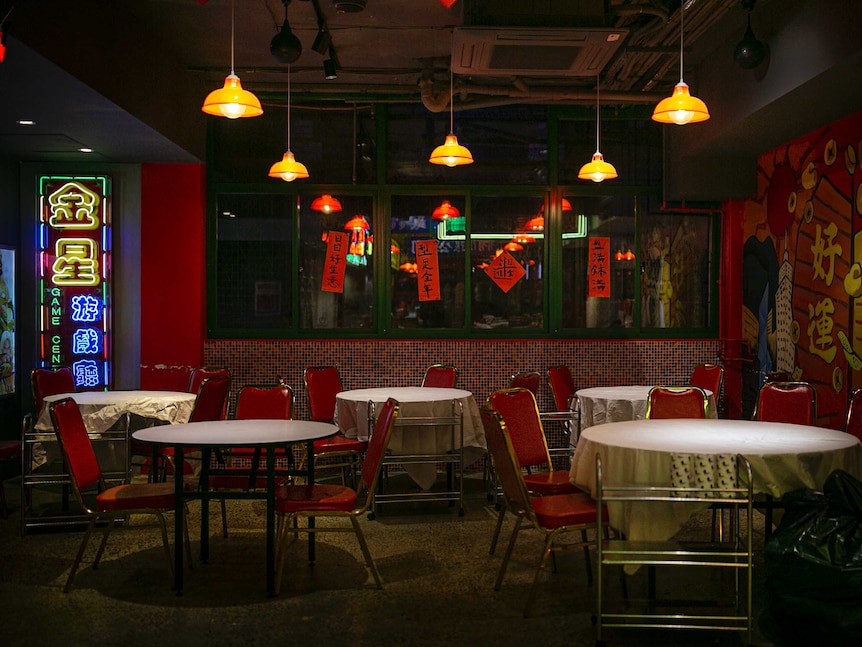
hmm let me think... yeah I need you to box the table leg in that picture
[200,448,210,564]
[266,448,276,596]
[306,438,316,564]
[173,444,185,595]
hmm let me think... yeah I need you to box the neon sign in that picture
[38,176,112,389]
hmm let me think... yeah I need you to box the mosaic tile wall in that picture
[202,338,723,421]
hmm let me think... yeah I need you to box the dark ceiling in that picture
[1,0,860,198]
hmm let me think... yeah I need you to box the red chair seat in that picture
[96,482,178,512]
[0,440,20,459]
[314,433,368,454]
[531,492,608,529]
[523,470,578,495]
[275,483,357,513]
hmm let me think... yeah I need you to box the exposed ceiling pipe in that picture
[419,77,453,112]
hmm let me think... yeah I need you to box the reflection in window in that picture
[640,212,713,329]
[471,195,545,330]
[298,194,374,329]
[390,195,466,329]
[561,196,635,328]
[215,194,293,329]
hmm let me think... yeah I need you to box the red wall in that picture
[139,163,205,390]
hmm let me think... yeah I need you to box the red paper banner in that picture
[321,230,348,293]
[588,237,610,298]
[415,239,441,301]
[485,250,526,294]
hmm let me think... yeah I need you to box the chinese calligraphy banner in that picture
[321,230,348,293]
[588,237,610,298]
[415,239,441,301]
[38,176,112,390]
[485,249,526,294]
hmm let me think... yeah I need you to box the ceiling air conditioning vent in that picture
[451,27,628,77]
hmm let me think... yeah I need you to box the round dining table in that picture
[576,385,716,430]
[569,417,862,543]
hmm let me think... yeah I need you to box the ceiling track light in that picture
[324,57,337,80]
[312,28,331,55]
[201,0,262,119]
[652,0,710,125]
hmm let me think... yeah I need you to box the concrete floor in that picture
[0,471,789,647]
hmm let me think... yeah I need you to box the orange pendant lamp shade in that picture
[429,134,474,167]
[311,194,343,213]
[432,200,461,220]
[651,82,710,125]
[578,152,618,183]
[202,74,263,119]
[268,151,309,182]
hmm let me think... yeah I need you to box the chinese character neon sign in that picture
[38,176,112,389]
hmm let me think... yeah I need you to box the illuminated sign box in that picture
[38,176,112,390]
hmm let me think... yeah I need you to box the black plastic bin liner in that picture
[765,469,862,644]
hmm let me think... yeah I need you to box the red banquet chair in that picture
[481,407,608,618]
[49,397,191,593]
[303,366,367,486]
[209,382,295,537]
[846,388,862,443]
[273,397,400,594]
[753,381,817,425]
[420,364,458,388]
[31,366,76,414]
[689,363,724,401]
[485,387,590,555]
[187,366,231,395]
[646,385,710,419]
[508,371,542,396]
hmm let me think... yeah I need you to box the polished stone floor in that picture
[0,472,789,647]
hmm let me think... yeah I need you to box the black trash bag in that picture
[764,469,862,645]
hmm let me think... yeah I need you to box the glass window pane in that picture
[640,212,713,329]
[390,195,466,329]
[298,193,375,329]
[471,195,545,330]
[215,194,293,329]
[387,104,548,185]
[561,196,636,329]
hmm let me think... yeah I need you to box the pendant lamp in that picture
[432,200,460,220]
[429,70,473,167]
[652,0,710,125]
[578,76,618,183]
[311,194,342,213]
[269,65,309,182]
[201,0,263,119]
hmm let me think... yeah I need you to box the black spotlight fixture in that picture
[734,0,767,69]
[333,0,366,13]
[312,28,331,55]
[271,0,302,64]
[324,57,337,80]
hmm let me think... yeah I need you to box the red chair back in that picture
[421,364,458,388]
[234,384,294,420]
[359,398,399,493]
[480,408,533,516]
[487,388,552,469]
[508,371,541,396]
[646,386,709,419]
[189,375,231,422]
[49,397,103,494]
[846,388,862,443]
[32,367,75,413]
[755,381,816,425]
[690,363,724,397]
[188,366,231,395]
[547,365,575,411]
[304,366,342,423]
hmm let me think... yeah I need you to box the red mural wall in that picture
[740,110,862,428]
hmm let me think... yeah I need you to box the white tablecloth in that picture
[32,390,197,468]
[577,385,716,430]
[569,418,862,543]
[336,387,485,490]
